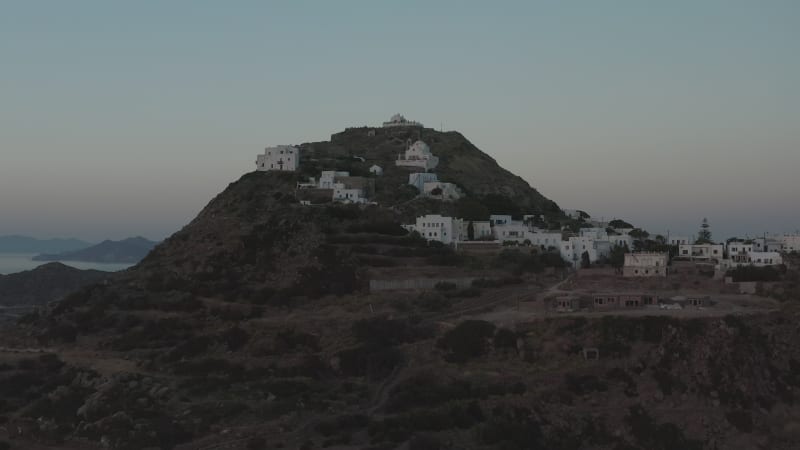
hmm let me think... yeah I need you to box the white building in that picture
[369,165,383,176]
[408,215,463,245]
[383,113,423,128]
[256,145,300,172]
[727,241,754,258]
[720,251,783,270]
[528,232,563,250]
[752,237,783,253]
[493,222,529,243]
[780,235,800,253]
[623,253,668,277]
[678,243,724,261]
[396,140,439,171]
[561,236,600,268]
[408,172,439,191]
[563,209,585,220]
[668,236,690,246]
[332,176,373,204]
[319,171,350,189]
[423,181,463,201]
[489,215,513,226]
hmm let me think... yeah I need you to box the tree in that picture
[455,198,490,221]
[609,219,634,229]
[581,251,591,269]
[695,218,713,244]
[467,221,475,241]
[609,243,628,273]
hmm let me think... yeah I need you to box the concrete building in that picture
[408,214,463,245]
[396,140,438,171]
[623,253,668,277]
[408,172,439,191]
[256,145,299,172]
[752,237,783,252]
[561,236,601,268]
[369,165,383,176]
[678,244,724,261]
[721,251,783,270]
[383,113,423,128]
[609,235,634,249]
[423,181,463,201]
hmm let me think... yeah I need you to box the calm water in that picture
[0,253,134,275]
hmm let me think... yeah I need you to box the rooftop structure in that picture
[382,113,423,128]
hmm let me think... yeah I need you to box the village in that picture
[254,114,797,319]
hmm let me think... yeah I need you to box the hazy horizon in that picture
[2,1,798,242]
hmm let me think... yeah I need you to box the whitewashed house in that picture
[408,172,439,191]
[752,237,783,252]
[623,253,668,277]
[678,244,724,260]
[528,232,563,250]
[561,237,600,268]
[727,242,754,260]
[720,251,783,270]
[369,165,383,176]
[493,222,529,243]
[383,113,423,128]
[319,171,350,189]
[408,215,463,245]
[256,145,300,172]
[332,176,373,204]
[668,236,690,246]
[396,140,439,171]
[423,181,463,201]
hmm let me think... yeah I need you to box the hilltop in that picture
[0,126,798,449]
[0,262,110,307]
[298,126,562,217]
[33,237,158,264]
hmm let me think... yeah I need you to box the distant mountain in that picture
[0,235,92,253]
[0,262,110,307]
[33,237,158,264]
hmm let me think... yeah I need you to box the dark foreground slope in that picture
[0,263,110,307]
[1,173,799,449]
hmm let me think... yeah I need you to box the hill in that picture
[0,262,110,307]
[33,237,158,264]
[0,130,798,449]
[0,235,91,253]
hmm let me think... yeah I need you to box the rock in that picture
[128,381,139,390]
[654,391,664,401]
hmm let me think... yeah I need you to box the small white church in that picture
[396,140,439,171]
[256,145,299,172]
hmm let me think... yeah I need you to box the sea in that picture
[0,252,134,275]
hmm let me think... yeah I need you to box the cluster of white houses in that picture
[403,213,637,268]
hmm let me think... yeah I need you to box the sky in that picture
[1,1,798,242]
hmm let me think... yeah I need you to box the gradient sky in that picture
[1,1,798,242]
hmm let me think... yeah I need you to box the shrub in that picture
[221,327,250,351]
[434,282,457,291]
[493,328,518,349]
[437,320,496,363]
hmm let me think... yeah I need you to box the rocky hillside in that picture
[0,263,110,307]
[0,150,798,449]
[299,126,562,216]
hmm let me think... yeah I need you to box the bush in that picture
[727,265,781,282]
[493,328,518,349]
[434,282,457,291]
[437,320,496,363]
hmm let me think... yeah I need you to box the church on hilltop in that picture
[396,140,439,171]
[383,113,423,128]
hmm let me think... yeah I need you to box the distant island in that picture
[0,262,110,308]
[0,235,91,253]
[33,236,158,264]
